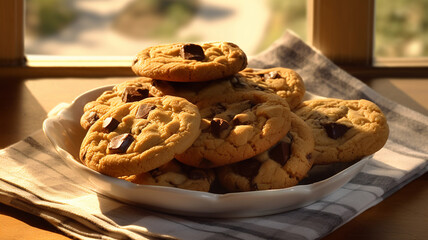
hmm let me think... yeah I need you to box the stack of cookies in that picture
[79,42,389,193]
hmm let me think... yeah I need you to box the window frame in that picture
[0,0,25,67]
[1,0,427,79]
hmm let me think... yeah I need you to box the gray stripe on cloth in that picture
[102,205,165,226]
[133,214,245,240]
[380,163,428,200]
[0,180,171,240]
[23,135,66,160]
[314,200,358,216]
[197,222,290,240]
[266,209,343,237]
[349,172,397,191]
[160,216,309,240]
[3,193,116,240]
[384,139,428,160]
[3,145,91,195]
[158,207,347,240]
[239,217,320,240]
[7,145,70,177]
[365,157,403,171]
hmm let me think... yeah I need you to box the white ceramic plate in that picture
[42,85,370,218]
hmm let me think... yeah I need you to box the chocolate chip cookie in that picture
[79,96,201,177]
[80,77,171,130]
[237,67,306,109]
[150,67,304,107]
[294,98,389,164]
[175,91,292,168]
[120,159,215,192]
[131,42,247,82]
[216,112,314,192]
[150,77,239,104]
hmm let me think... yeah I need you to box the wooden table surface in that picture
[0,77,427,240]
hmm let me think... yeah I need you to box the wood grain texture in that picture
[308,0,375,66]
[0,0,26,66]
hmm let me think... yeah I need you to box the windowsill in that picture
[375,57,428,67]
[341,57,428,79]
[21,55,428,68]
[0,56,134,79]
[1,56,427,79]
[27,55,134,67]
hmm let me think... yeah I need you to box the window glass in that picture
[375,0,428,58]
[25,0,306,56]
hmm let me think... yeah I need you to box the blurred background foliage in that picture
[26,0,76,37]
[111,0,198,39]
[25,0,427,57]
[375,0,428,57]
[256,0,307,53]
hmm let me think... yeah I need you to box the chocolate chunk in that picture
[232,117,243,126]
[86,111,99,125]
[269,137,292,166]
[210,118,230,137]
[230,76,249,88]
[121,87,149,103]
[251,183,259,191]
[180,43,205,61]
[232,158,261,178]
[188,169,207,180]
[210,103,226,116]
[108,133,134,154]
[253,85,268,91]
[150,168,162,178]
[136,103,156,119]
[264,71,279,79]
[132,57,139,65]
[199,158,215,168]
[102,117,120,133]
[306,153,312,161]
[245,100,257,109]
[322,122,351,139]
[205,103,226,118]
[81,148,87,161]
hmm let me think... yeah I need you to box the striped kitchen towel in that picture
[1,31,427,240]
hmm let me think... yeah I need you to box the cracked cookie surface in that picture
[150,77,239,104]
[131,42,247,82]
[294,98,389,164]
[216,112,314,192]
[79,96,201,177]
[237,67,306,109]
[150,67,305,107]
[175,91,292,168]
[80,78,171,130]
